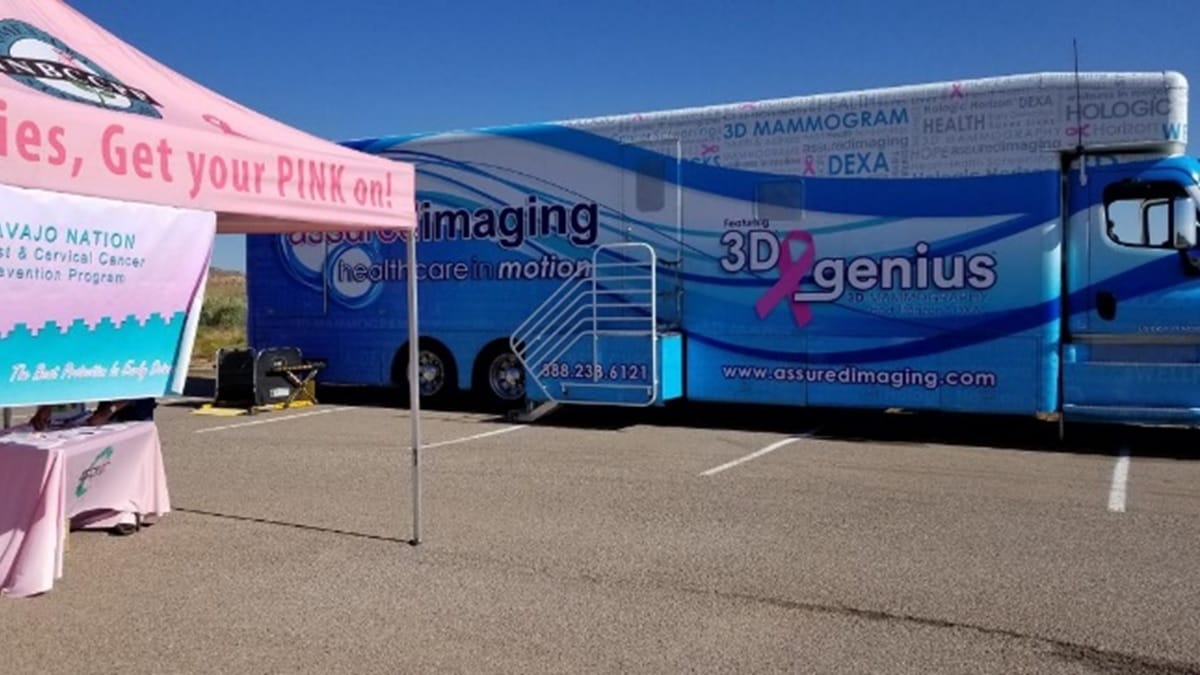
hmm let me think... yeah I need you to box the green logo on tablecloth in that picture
[75,445,113,498]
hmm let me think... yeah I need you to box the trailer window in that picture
[635,155,666,212]
[756,180,805,222]
[1104,181,1186,249]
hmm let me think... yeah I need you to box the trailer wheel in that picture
[474,342,526,409]
[393,339,456,406]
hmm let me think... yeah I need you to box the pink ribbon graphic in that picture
[53,48,80,67]
[203,113,247,138]
[755,230,816,327]
[803,155,817,175]
[701,143,719,156]
[949,83,965,98]
[1066,123,1090,138]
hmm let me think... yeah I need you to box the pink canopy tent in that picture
[0,0,414,233]
[0,1,428,542]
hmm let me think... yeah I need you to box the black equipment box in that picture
[214,347,305,408]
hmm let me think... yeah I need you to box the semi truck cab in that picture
[1063,153,1200,425]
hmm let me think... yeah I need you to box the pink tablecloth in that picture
[0,421,170,598]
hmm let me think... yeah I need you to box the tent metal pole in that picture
[407,230,422,545]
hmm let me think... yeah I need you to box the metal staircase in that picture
[510,243,681,419]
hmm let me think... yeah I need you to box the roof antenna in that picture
[1073,38,1087,186]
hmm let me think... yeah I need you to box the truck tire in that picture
[394,340,456,407]
[474,343,526,410]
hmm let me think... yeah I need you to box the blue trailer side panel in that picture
[246,72,1193,422]
[675,169,1063,415]
[251,133,1063,416]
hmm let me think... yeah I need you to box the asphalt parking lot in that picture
[3,383,1200,674]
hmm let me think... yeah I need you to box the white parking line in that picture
[700,430,817,476]
[422,424,527,449]
[195,407,353,433]
[1108,448,1131,512]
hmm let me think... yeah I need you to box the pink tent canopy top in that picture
[0,1,414,233]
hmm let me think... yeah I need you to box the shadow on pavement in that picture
[174,507,414,545]
[537,402,1200,460]
[169,377,1200,461]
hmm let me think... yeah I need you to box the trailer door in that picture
[620,138,683,329]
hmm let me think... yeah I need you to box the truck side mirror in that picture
[1173,197,1197,249]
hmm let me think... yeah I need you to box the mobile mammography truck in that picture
[246,71,1200,429]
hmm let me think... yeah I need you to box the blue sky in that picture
[67,0,1198,272]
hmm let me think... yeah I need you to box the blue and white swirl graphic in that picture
[275,233,389,309]
[325,241,385,309]
[276,234,326,292]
